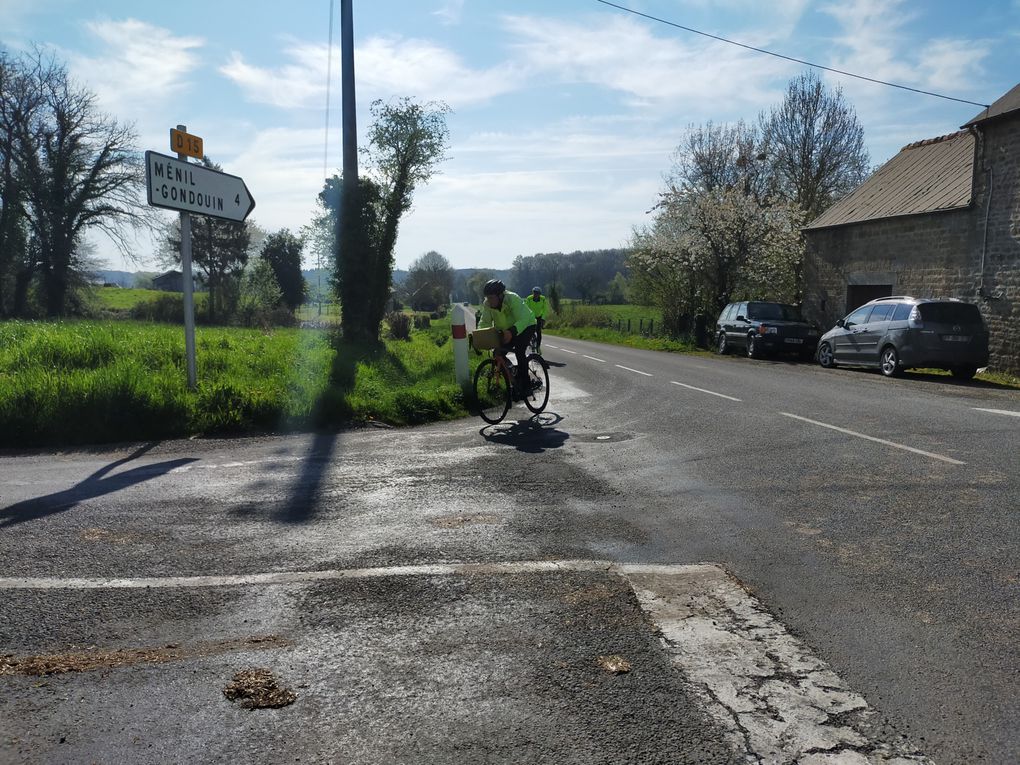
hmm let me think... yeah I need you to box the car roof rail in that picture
[869,295,915,303]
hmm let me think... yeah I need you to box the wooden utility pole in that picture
[340,0,357,186]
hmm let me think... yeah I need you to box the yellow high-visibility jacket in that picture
[526,293,549,319]
[478,291,536,338]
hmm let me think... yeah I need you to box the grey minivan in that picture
[816,296,989,379]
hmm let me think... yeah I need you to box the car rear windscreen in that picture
[747,303,803,321]
[917,303,983,324]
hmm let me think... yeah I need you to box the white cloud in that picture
[433,0,465,26]
[916,39,990,93]
[501,14,792,111]
[69,19,204,115]
[221,35,522,109]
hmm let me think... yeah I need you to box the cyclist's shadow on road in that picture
[480,412,569,453]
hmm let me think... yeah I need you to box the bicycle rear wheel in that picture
[522,354,550,414]
[473,358,512,424]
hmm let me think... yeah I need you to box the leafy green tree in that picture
[333,97,451,343]
[162,157,252,322]
[607,272,628,304]
[237,256,283,327]
[260,228,305,311]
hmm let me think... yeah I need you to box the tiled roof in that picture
[804,130,973,231]
[963,82,1020,127]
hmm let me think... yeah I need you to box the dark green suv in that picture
[816,296,989,379]
[715,301,820,360]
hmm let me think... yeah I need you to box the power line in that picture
[594,0,990,109]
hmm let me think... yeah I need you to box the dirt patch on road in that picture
[0,635,290,676]
[223,668,297,709]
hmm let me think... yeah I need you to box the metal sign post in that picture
[144,127,255,391]
[176,124,198,390]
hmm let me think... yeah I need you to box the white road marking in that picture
[973,407,1020,418]
[670,381,741,402]
[559,348,578,355]
[780,413,965,465]
[544,344,559,349]
[583,355,606,363]
[0,560,930,762]
[615,364,652,377]
[625,566,930,764]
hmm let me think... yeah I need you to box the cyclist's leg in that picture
[535,318,544,351]
[512,327,537,390]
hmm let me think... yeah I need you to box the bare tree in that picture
[404,250,453,311]
[759,71,869,222]
[11,49,147,316]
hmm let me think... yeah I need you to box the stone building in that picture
[802,82,1020,374]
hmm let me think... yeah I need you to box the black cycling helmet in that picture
[532,286,542,294]
[483,279,505,296]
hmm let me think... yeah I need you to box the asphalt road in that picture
[1,337,1017,764]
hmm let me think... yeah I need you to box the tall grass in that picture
[0,319,468,448]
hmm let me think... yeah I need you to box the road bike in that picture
[472,349,550,424]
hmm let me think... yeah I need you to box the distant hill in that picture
[93,270,160,288]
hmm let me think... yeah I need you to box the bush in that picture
[550,304,613,329]
[386,311,412,340]
[130,294,187,324]
[413,315,431,329]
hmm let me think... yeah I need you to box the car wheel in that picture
[717,333,728,355]
[951,365,977,381]
[817,342,835,368]
[747,335,761,359]
[880,345,902,377]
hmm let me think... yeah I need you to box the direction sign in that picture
[170,128,203,159]
[145,151,255,223]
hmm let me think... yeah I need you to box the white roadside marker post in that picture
[452,303,476,391]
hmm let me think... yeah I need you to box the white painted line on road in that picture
[0,560,616,590]
[1,560,927,762]
[780,413,965,465]
[544,344,559,349]
[670,381,741,402]
[973,407,1020,418]
[625,566,930,764]
[616,364,652,377]
[559,348,578,355]
[583,355,606,363]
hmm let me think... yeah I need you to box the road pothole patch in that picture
[0,635,290,676]
[223,668,297,709]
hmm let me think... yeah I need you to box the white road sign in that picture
[145,151,255,222]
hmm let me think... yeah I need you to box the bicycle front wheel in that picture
[473,358,512,424]
[522,354,550,414]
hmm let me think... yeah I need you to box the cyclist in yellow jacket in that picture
[478,279,537,396]
[526,286,549,353]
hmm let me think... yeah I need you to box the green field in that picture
[93,287,209,313]
[0,319,468,448]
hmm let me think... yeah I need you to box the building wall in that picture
[972,116,1020,373]
[804,113,1020,375]
[802,207,976,321]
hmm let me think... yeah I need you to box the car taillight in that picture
[908,306,923,328]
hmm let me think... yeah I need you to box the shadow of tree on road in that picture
[0,443,197,528]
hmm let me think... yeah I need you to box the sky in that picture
[1,0,1018,274]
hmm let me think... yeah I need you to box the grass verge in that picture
[0,319,470,449]
[544,326,704,354]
